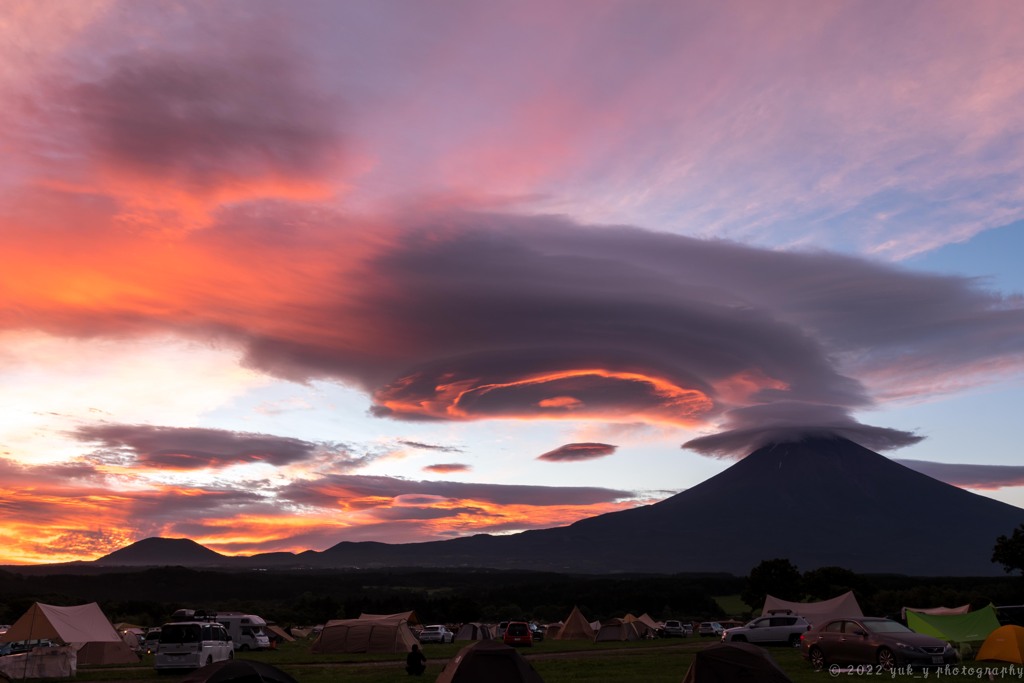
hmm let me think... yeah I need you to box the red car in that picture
[503,621,533,647]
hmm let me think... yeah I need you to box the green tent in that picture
[906,604,1001,655]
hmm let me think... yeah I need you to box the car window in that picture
[162,624,201,643]
[863,620,911,634]
[842,621,864,634]
[770,617,795,626]
[824,621,843,633]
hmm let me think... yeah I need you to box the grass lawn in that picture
[71,638,1013,683]
[711,594,753,617]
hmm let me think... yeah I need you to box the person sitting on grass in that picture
[406,643,426,676]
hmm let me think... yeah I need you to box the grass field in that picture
[66,636,1020,683]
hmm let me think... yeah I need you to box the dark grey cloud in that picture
[280,474,634,508]
[400,440,464,453]
[18,210,1024,459]
[895,459,1024,490]
[67,46,343,189]
[538,443,617,462]
[72,424,337,470]
[683,403,924,458]
[423,463,471,473]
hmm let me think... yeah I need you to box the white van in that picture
[153,621,233,671]
[216,613,271,651]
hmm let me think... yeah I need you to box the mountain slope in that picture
[94,438,1024,575]
[94,537,229,566]
[313,437,1024,575]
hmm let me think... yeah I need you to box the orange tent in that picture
[977,625,1024,664]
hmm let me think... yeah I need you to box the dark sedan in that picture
[801,617,956,671]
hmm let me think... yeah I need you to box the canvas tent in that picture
[359,611,420,626]
[901,604,971,621]
[0,603,138,666]
[551,607,594,641]
[906,604,1001,654]
[977,625,1024,664]
[681,642,793,683]
[623,613,659,638]
[595,619,642,642]
[310,613,418,654]
[761,592,863,626]
[436,640,545,683]
[0,645,76,680]
[455,623,493,641]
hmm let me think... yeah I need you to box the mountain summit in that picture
[95,438,1024,575]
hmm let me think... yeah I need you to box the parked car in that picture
[503,621,533,647]
[661,620,689,637]
[698,621,723,637]
[496,621,509,640]
[801,617,957,671]
[529,623,546,642]
[153,621,233,672]
[722,613,811,646]
[418,624,455,644]
[143,628,161,654]
[0,640,55,657]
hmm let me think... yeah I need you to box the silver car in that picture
[722,613,811,646]
[418,624,454,644]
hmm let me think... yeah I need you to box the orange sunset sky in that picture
[3,0,1024,565]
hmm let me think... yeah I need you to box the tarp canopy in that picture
[0,603,138,666]
[761,592,863,627]
[907,604,1001,651]
[978,625,1024,665]
[310,613,418,654]
[551,607,594,641]
[265,624,295,642]
[901,605,971,620]
[436,640,545,683]
[681,642,793,683]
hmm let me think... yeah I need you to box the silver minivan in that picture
[153,621,233,671]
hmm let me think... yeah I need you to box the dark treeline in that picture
[1,565,1020,629]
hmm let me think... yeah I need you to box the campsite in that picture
[2,564,1023,682]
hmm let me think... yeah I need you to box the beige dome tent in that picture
[436,640,545,683]
[551,606,595,641]
[455,623,493,641]
[0,603,138,666]
[310,613,418,654]
[595,618,642,642]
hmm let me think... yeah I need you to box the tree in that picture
[993,524,1024,576]
[802,566,862,601]
[741,558,802,610]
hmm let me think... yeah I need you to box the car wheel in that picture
[240,644,250,651]
[877,647,896,671]
[809,647,826,671]
[206,656,213,666]
[228,650,234,660]
[788,633,801,647]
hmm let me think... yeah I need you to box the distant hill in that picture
[92,438,1024,575]
[94,537,228,566]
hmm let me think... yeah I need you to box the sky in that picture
[2,0,1024,566]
